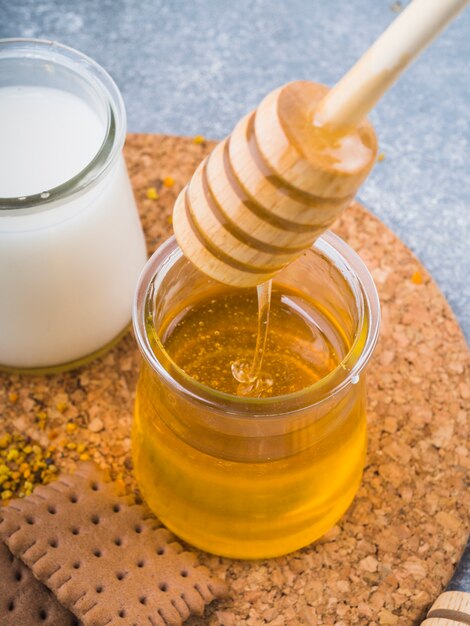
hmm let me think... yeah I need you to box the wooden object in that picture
[173,81,377,287]
[174,0,469,287]
[0,134,468,626]
[421,591,470,625]
[316,0,469,129]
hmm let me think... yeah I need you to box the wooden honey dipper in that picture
[173,0,468,287]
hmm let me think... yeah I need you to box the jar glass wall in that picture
[0,39,147,373]
[132,233,380,559]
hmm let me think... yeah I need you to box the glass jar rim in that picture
[133,233,381,416]
[0,38,126,211]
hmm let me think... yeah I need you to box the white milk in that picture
[0,87,105,197]
[0,84,147,369]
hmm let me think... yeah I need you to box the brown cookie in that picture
[0,540,78,626]
[0,462,227,626]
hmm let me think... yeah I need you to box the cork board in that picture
[1,134,469,626]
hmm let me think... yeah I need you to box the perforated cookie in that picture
[0,462,227,626]
[0,540,78,626]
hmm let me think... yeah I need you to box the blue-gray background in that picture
[1,0,469,337]
[0,0,470,338]
[1,0,469,591]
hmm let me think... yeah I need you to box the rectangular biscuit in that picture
[0,462,227,626]
[0,540,78,626]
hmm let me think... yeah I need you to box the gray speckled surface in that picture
[1,0,469,338]
[1,0,469,594]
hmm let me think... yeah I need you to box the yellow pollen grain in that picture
[146,187,159,200]
[0,434,12,449]
[6,449,19,462]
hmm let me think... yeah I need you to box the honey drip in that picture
[231,280,273,397]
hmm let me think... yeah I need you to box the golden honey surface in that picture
[162,286,339,397]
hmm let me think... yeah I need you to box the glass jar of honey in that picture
[132,232,380,559]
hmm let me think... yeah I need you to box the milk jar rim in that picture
[133,232,381,417]
[0,38,126,213]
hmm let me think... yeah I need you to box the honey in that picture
[160,283,340,397]
[133,389,366,559]
[133,284,372,557]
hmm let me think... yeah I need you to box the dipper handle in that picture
[315,0,469,130]
[421,590,470,625]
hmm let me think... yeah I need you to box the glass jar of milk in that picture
[0,39,147,373]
